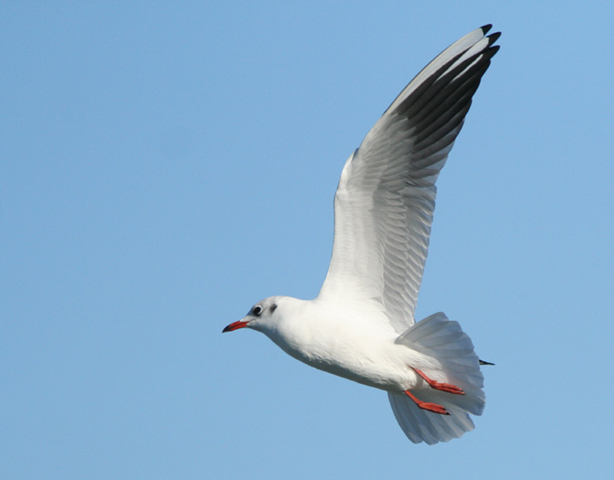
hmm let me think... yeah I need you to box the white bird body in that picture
[253,296,423,392]
[224,25,499,445]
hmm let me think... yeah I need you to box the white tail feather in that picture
[389,391,475,445]
[389,312,485,444]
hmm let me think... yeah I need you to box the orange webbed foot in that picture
[404,390,450,415]
[413,368,465,395]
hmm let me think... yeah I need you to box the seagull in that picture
[224,25,500,445]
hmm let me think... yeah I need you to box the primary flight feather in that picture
[224,25,500,445]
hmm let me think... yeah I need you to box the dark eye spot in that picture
[270,303,277,313]
[253,305,263,316]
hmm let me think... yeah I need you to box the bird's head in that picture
[222,296,281,334]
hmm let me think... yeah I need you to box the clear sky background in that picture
[2,2,613,479]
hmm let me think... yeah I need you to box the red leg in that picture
[404,390,450,415]
[413,368,465,395]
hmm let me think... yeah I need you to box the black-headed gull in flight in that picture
[224,25,500,445]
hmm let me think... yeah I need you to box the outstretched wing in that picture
[318,26,500,333]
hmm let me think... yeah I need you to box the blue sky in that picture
[1,1,613,479]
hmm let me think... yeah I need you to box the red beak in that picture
[222,320,249,333]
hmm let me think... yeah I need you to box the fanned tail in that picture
[389,312,486,444]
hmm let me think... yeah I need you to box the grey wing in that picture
[318,26,500,333]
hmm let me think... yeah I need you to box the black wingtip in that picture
[487,31,502,46]
[480,24,493,34]
[479,359,495,366]
[488,45,501,57]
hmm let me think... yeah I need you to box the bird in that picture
[224,25,500,445]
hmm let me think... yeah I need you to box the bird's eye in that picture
[252,305,263,316]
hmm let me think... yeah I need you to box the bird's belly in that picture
[273,327,421,392]
[302,354,409,391]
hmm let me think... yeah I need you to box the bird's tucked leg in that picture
[413,368,465,395]
[403,390,450,415]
